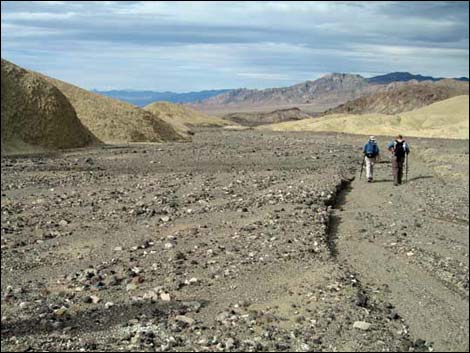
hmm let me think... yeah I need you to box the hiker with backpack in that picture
[387,134,410,186]
[362,136,380,183]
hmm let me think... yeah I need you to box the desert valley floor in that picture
[1,128,469,352]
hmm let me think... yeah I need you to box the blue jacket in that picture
[363,141,379,156]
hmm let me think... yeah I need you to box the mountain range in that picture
[367,72,469,84]
[322,79,469,116]
[94,72,469,111]
[188,72,469,114]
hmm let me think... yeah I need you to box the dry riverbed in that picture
[1,129,468,351]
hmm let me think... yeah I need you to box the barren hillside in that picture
[323,81,469,116]
[40,75,188,143]
[223,107,313,127]
[260,95,469,139]
[1,59,98,154]
[144,101,233,132]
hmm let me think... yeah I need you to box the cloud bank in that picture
[1,1,468,91]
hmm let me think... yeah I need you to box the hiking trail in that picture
[332,154,469,351]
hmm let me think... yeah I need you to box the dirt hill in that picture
[323,81,469,116]
[223,107,313,127]
[39,75,188,143]
[1,59,98,154]
[144,101,233,134]
[260,95,469,139]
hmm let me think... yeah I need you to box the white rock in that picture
[160,292,171,301]
[126,283,138,291]
[90,295,101,304]
[353,321,371,330]
[175,315,195,326]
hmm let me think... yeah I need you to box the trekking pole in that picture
[405,154,409,183]
[359,155,365,180]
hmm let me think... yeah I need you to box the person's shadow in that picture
[371,175,433,183]
[1,298,208,338]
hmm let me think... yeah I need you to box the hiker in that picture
[387,134,410,186]
[362,136,380,182]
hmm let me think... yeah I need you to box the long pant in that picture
[392,156,405,184]
[365,156,376,179]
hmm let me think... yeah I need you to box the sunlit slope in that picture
[144,101,234,128]
[40,76,188,143]
[260,96,469,139]
[1,59,98,154]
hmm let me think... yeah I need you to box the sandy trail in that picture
[334,152,469,352]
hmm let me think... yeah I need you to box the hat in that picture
[369,136,376,141]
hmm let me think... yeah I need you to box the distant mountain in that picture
[323,80,469,116]
[368,72,469,84]
[190,73,383,113]
[93,89,232,107]
[190,72,469,114]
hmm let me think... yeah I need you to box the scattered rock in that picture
[160,292,171,302]
[353,321,371,331]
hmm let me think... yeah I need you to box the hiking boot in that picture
[367,178,372,183]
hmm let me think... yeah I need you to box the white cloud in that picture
[2,11,76,21]
[236,72,292,80]
[1,1,468,90]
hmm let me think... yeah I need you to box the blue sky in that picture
[1,1,468,92]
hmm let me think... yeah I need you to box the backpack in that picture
[364,141,378,158]
[394,140,406,158]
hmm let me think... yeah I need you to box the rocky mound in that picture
[223,107,313,127]
[40,75,188,143]
[144,101,233,133]
[323,81,469,115]
[1,59,98,154]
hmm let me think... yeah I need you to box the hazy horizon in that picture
[2,1,469,92]
[90,71,469,94]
